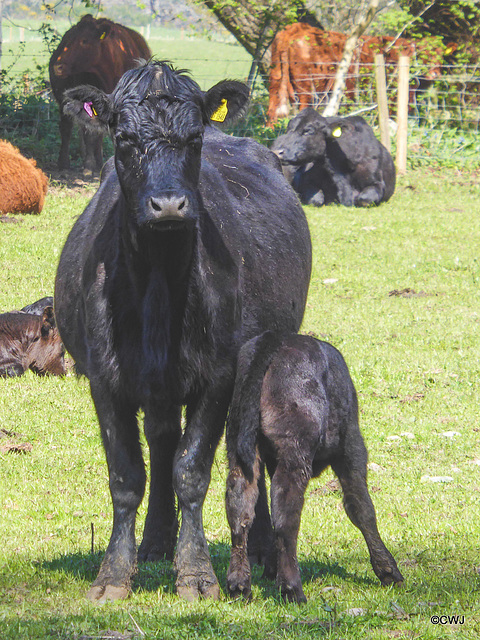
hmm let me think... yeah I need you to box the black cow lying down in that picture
[0,307,66,377]
[271,107,396,207]
[54,60,312,602]
[226,331,404,603]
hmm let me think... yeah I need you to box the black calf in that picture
[226,331,404,603]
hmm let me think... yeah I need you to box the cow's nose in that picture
[150,195,187,219]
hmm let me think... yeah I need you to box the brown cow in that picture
[0,308,66,377]
[49,14,151,174]
[267,23,455,124]
[0,141,48,214]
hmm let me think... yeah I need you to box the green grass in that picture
[0,169,479,639]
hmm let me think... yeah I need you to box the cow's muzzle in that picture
[144,194,194,229]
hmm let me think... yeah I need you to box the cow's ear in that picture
[41,307,56,337]
[204,80,250,124]
[62,85,113,132]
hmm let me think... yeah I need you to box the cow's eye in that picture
[302,126,315,136]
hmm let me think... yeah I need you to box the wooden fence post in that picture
[374,54,390,152]
[396,55,410,175]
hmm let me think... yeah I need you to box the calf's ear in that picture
[40,307,56,337]
[204,80,250,124]
[62,85,113,132]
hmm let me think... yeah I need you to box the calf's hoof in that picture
[86,584,130,603]
[176,575,221,601]
[226,573,252,600]
[378,565,404,587]
[278,579,307,604]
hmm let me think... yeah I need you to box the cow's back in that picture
[200,128,312,338]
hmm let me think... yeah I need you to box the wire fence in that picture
[1,56,480,170]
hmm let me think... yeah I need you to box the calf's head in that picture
[27,307,66,376]
[271,107,329,166]
[63,60,249,230]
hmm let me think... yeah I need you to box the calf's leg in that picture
[225,454,261,599]
[138,402,182,562]
[331,436,404,586]
[87,381,145,602]
[270,462,309,603]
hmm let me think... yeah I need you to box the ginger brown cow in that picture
[0,141,48,214]
[49,14,151,173]
[267,22,455,124]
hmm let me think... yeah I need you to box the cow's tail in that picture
[229,330,285,479]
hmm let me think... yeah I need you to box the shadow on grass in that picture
[40,541,376,600]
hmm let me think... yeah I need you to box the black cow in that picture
[271,107,396,207]
[54,60,312,602]
[225,331,404,603]
[0,308,66,377]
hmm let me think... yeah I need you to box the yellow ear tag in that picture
[332,127,342,137]
[445,46,453,54]
[211,99,228,122]
[100,31,106,40]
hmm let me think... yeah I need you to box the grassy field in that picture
[0,167,479,639]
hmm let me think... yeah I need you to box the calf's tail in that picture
[229,330,285,479]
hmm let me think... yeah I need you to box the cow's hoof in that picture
[86,584,130,603]
[176,576,221,601]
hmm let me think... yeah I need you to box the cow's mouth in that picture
[146,217,193,232]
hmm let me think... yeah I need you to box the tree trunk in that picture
[322,0,381,116]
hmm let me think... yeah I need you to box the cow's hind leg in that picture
[173,390,230,600]
[331,435,404,586]
[270,461,309,603]
[226,454,261,599]
[87,382,145,602]
[58,113,73,171]
[138,403,182,562]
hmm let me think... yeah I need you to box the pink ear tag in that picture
[83,101,97,118]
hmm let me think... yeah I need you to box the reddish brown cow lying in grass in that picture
[0,307,66,377]
[226,331,403,603]
[0,141,49,214]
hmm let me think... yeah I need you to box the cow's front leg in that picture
[87,381,145,603]
[173,391,230,600]
[138,402,182,562]
[355,183,384,207]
